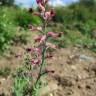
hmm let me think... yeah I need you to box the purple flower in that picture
[34,35,46,43]
[26,48,33,52]
[31,59,41,65]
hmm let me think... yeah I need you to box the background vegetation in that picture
[0,0,96,53]
[51,0,96,52]
[0,5,41,52]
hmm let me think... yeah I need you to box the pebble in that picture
[71,65,77,70]
[86,85,91,89]
[39,83,58,96]
[49,93,53,96]
[79,55,95,62]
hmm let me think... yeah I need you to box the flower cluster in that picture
[26,0,60,87]
[26,0,61,73]
[13,0,60,95]
[26,31,59,65]
[35,0,55,20]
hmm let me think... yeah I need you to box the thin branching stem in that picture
[35,20,47,87]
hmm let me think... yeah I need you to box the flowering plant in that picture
[13,0,60,96]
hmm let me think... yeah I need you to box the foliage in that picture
[51,1,96,52]
[0,6,41,52]
[0,7,17,51]
[13,74,29,96]
[12,53,42,96]
[53,0,96,33]
[0,0,14,6]
[13,1,58,95]
[15,9,42,28]
[0,67,11,77]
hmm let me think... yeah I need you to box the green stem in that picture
[35,21,47,87]
[35,46,46,86]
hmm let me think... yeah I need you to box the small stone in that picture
[71,65,77,70]
[67,92,71,95]
[69,55,75,59]
[79,55,95,62]
[49,93,53,96]
[39,83,58,96]
[77,75,82,80]
[0,78,6,83]
[86,85,91,89]
[94,79,96,82]
[0,93,5,96]
[89,64,96,75]
[67,60,72,64]
[78,85,82,89]
[66,89,73,96]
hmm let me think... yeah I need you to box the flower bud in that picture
[31,59,41,65]
[46,42,58,49]
[47,32,58,38]
[34,35,46,43]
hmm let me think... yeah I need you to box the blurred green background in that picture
[0,0,96,52]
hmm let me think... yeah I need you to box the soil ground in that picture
[0,31,96,96]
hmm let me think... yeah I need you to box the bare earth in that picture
[0,31,96,96]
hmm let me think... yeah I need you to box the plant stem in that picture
[35,46,46,86]
[35,20,47,87]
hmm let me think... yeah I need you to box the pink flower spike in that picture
[34,35,42,42]
[36,0,48,5]
[34,35,46,43]
[31,59,41,65]
[44,11,51,19]
[40,35,46,43]
[50,9,55,17]
[36,0,45,12]
[37,26,42,31]
[35,48,41,52]
[43,9,55,20]
[46,42,57,49]
[36,0,42,4]
[35,48,42,55]
[47,32,58,38]
[26,48,33,53]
